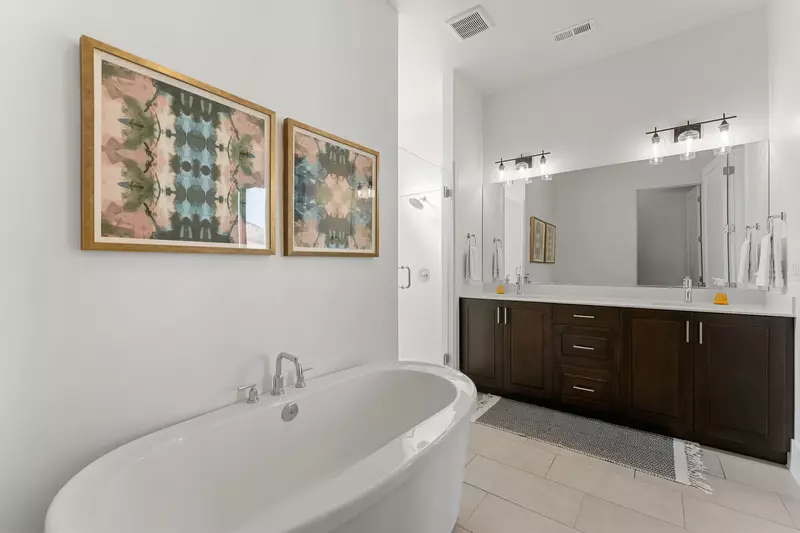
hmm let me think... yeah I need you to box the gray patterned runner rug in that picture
[474,395,710,493]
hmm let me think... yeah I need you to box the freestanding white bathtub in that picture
[46,362,477,533]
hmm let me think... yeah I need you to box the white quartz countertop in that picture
[462,290,795,318]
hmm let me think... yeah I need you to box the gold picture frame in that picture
[284,118,380,257]
[530,217,546,263]
[81,36,277,254]
[545,222,556,264]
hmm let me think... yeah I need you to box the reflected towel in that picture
[755,234,772,288]
[492,247,500,281]
[737,238,750,286]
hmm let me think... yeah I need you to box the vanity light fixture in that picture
[678,125,700,161]
[495,151,552,182]
[514,154,533,177]
[538,151,552,181]
[715,114,732,156]
[649,130,663,165]
[355,181,373,199]
[644,114,737,163]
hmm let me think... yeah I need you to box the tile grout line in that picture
[470,454,687,531]
[476,425,800,524]
[471,491,583,531]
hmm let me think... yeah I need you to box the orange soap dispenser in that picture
[713,278,729,306]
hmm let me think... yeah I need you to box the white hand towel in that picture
[755,234,772,288]
[466,244,480,282]
[774,228,785,290]
[491,249,499,281]
[737,238,750,286]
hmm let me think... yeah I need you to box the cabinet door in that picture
[460,299,504,390]
[621,309,693,437]
[694,314,789,458]
[504,301,552,398]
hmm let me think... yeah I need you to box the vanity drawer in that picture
[554,304,619,329]
[560,366,611,407]
[561,332,609,360]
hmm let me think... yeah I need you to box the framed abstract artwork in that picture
[530,217,546,263]
[284,119,379,257]
[80,36,276,254]
[545,222,557,264]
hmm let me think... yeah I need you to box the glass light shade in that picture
[515,160,530,177]
[498,162,505,179]
[714,121,732,156]
[678,129,700,161]
[649,133,663,165]
[539,155,550,180]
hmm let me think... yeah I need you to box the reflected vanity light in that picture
[355,181,373,199]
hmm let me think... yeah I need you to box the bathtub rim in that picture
[45,361,477,533]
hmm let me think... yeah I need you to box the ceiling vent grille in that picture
[446,6,494,41]
[553,19,596,43]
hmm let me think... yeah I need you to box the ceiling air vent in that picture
[553,19,596,43]
[446,6,494,41]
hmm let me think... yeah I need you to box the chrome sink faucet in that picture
[515,267,530,295]
[682,276,693,304]
[272,352,306,396]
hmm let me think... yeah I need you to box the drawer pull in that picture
[573,314,595,319]
[573,385,595,393]
[573,345,595,351]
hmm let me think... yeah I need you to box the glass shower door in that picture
[398,148,452,366]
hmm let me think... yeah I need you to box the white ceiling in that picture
[392,0,768,94]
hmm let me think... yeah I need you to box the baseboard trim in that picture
[790,439,800,483]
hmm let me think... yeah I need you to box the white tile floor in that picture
[454,423,800,533]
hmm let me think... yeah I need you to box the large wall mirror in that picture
[483,141,769,289]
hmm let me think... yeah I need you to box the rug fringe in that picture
[685,441,712,494]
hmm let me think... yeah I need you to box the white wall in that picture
[454,73,484,288]
[483,8,769,181]
[0,2,398,532]
[767,0,800,457]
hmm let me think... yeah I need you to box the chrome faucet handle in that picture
[271,375,285,396]
[238,384,260,404]
[295,364,309,389]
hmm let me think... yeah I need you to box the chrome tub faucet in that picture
[272,352,307,396]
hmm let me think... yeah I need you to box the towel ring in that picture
[493,238,503,249]
[466,233,476,245]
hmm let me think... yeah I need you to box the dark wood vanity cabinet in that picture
[693,313,790,461]
[460,297,794,463]
[459,299,552,398]
[620,309,694,438]
[504,301,553,398]
[459,298,504,391]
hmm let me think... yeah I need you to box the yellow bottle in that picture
[497,285,505,295]
[712,278,729,305]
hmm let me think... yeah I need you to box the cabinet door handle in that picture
[573,314,595,319]
[573,385,595,393]
[496,307,501,324]
[573,345,595,351]
[504,307,508,325]
[686,321,690,343]
[699,322,703,345]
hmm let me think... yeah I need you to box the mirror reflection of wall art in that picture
[530,217,546,263]
[545,223,557,264]
[80,36,276,254]
[284,119,379,257]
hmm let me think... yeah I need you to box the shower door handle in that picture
[399,266,412,289]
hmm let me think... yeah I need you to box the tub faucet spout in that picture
[272,352,306,396]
